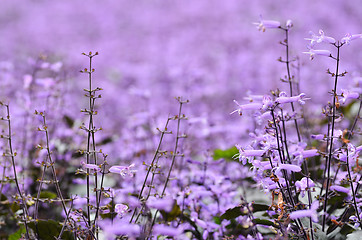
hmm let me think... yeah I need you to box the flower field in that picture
[0,1,361,239]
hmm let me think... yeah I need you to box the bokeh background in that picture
[1,0,361,159]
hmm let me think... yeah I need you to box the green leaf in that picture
[213,147,238,161]
[63,115,74,128]
[252,203,269,213]
[39,191,57,199]
[10,202,20,213]
[347,230,362,240]
[160,201,182,222]
[213,216,221,225]
[29,220,74,240]
[9,226,26,240]
[221,206,243,220]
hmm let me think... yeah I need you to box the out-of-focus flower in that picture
[290,201,319,222]
[311,134,325,140]
[81,161,101,172]
[340,89,359,104]
[109,163,136,178]
[152,225,184,237]
[99,219,140,239]
[286,20,293,29]
[254,16,281,32]
[231,100,262,115]
[341,33,362,45]
[262,95,274,110]
[330,185,350,194]
[114,203,129,218]
[147,196,174,212]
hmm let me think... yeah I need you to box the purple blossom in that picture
[275,163,302,176]
[276,93,308,105]
[303,49,332,60]
[290,201,319,222]
[152,225,184,237]
[295,177,315,197]
[254,16,281,32]
[235,145,265,165]
[330,185,350,194]
[231,100,262,115]
[340,89,359,104]
[109,163,136,178]
[114,203,129,218]
[147,196,174,212]
[341,33,362,45]
[305,30,336,46]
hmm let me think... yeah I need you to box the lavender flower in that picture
[340,89,360,104]
[295,177,315,197]
[341,33,362,45]
[303,48,332,60]
[254,16,281,32]
[152,225,184,237]
[109,163,136,178]
[276,92,308,105]
[235,145,265,165]
[231,100,262,116]
[290,201,319,222]
[114,203,129,218]
[274,163,302,176]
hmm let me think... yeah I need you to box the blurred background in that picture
[0,0,361,159]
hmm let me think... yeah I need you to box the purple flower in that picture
[311,134,324,140]
[341,89,359,104]
[290,201,319,222]
[99,219,140,238]
[275,164,302,176]
[152,225,184,237]
[341,33,362,45]
[295,177,315,197]
[231,100,262,115]
[330,185,350,194]
[114,203,129,218]
[303,49,332,60]
[147,196,174,212]
[81,161,101,172]
[305,30,336,46]
[286,20,293,29]
[109,163,136,178]
[276,93,308,105]
[254,16,281,32]
[235,145,265,165]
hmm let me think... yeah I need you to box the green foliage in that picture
[213,146,238,161]
[29,220,74,240]
[160,201,182,222]
[39,191,57,200]
[8,226,26,240]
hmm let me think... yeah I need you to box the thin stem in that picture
[129,118,171,224]
[149,98,187,236]
[346,148,362,225]
[322,44,341,231]
[3,104,30,238]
